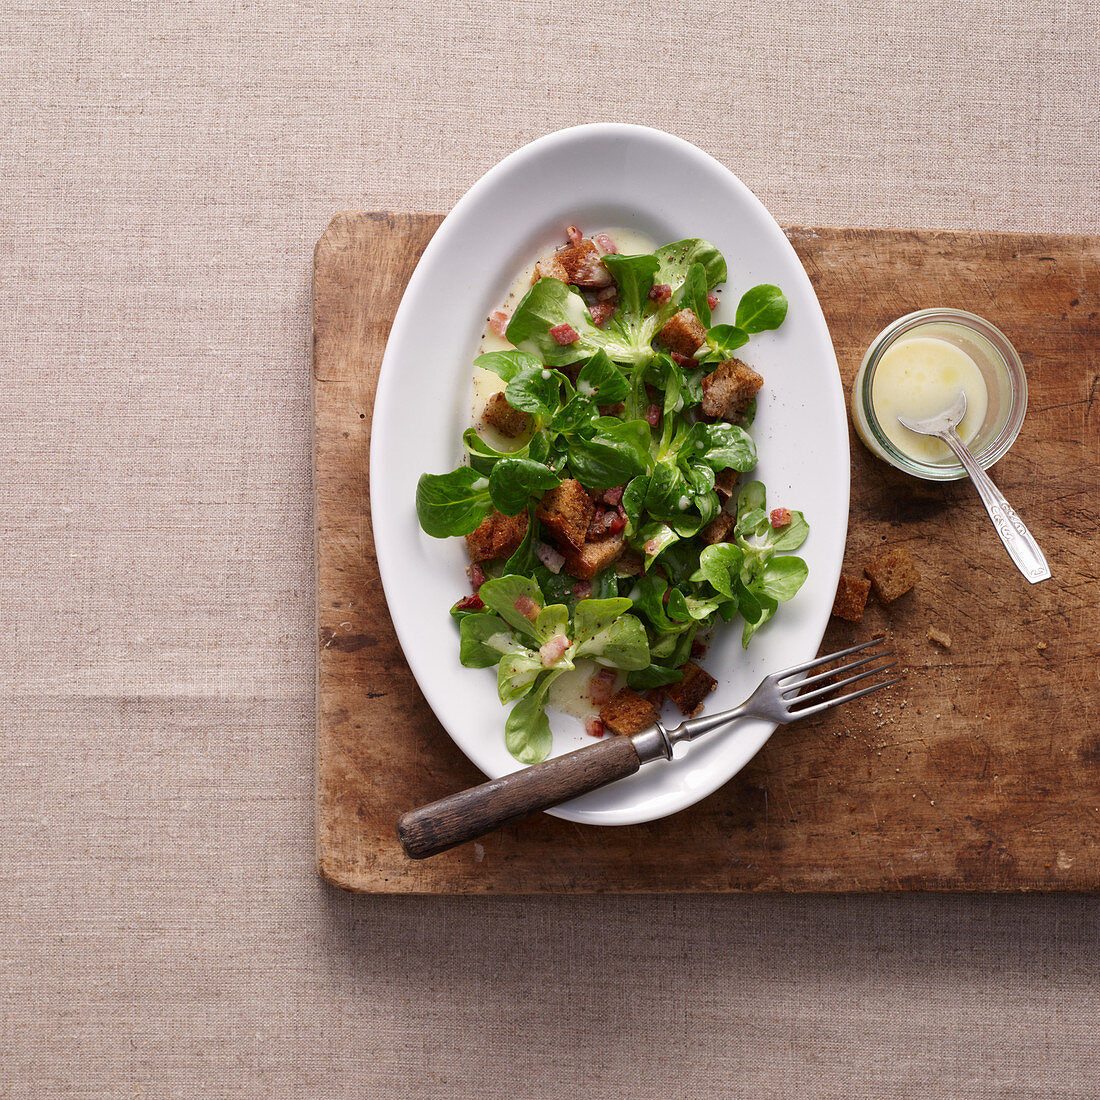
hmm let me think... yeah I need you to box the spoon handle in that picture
[939,429,1051,584]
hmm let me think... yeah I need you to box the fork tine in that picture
[781,650,893,694]
[785,660,898,706]
[774,636,886,683]
[791,674,904,717]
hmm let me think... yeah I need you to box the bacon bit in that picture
[645,403,662,428]
[691,639,708,658]
[536,542,565,574]
[595,285,618,302]
[589,301,615,327]
[565,224,584,245]
[671,351,695,366]
[643,689,665,709]
[593,234,617,254]
[602,486,625,506]
[572,579,592,600]
[488,310,509,337]
[589,668,617,706]
[706,291,719,310]
[662,587,671,605]
[539,633,571,667]
[514,594,540,621]
[587,505,627,540]
[466,563,486,592]
[770,507,792,528]
[455,593,484,612]
[644,537,662,556]
[585,716,606,738]
[550,323,580,346]
[648,283,672,304]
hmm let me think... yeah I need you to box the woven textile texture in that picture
[2,0,1098,1096]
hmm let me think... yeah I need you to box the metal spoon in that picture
[898,392,1050,583]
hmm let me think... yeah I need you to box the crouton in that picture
[562,532,625,580]
[664,662,717,716]
[864,547,921,603]
[536,479,594,551]
[465,509,529,563]
[700,512,734,545]
[534,240,612,288]
[714,468,738,503]
[481,392,530,438]
[599,687,658,736]
[656,309,707,357]
[700,358,764,420]
[831,573,872,623]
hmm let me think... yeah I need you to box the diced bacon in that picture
[565,224,584,245]
[536,542,566,574]
[691,638,708,658]
[589,301,615,327]
[455,593,484,612]
[466,563,486,591]
[707,291,719,310]
[589,668,617,706]
[594,234,617,254]
[644,537,662,556]
[596,285,618,302]
[488,310,509,337]
[648,284,672,304]
[645,403,662,428]
[770,507,792,528]
[572,580,592,600]
[602,486,625,506]
[550,323,580,346]
[671,351,695,366]
[514,594,540,621]
[662,587,671,605]
[585,716,606,738]
[643,689,665,709]
[587,505,627,540]
[539,633,571,667]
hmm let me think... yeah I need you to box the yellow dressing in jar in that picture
[870,336,988,464]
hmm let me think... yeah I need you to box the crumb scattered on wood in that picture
[927,626,952,649]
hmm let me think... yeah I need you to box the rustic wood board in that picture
[314,212,1099,894]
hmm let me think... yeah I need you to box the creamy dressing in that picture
[871,336,988,464]
[547,659,624,720]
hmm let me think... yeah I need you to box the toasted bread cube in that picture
[700,512,734,545]
[656,309,707,357]
[562,532,624,580]
[831,573,872,622]
[536,478,594,552]
[700,358,764,420]
[864,547,921,603]
[481,392,531,439]
[714,468,738,503]
[534,239,612,288]
[599,687,658,736]
[664,662,717,716]
[464,509,529,563]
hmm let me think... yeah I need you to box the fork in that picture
[397,637,900,859]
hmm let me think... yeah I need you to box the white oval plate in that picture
[370,124,848,826]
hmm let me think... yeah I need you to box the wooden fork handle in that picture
[396,735,642,859]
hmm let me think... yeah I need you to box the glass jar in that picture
[850,308,1028,482]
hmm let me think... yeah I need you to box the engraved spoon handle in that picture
[938,428,1051,584]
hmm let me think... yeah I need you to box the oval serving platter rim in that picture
[370,122,849,826]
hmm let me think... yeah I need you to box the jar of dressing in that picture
[851,308,1028,481]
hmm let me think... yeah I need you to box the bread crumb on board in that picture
[927,626,952,649]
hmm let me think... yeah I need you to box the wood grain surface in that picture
[313,212,1099,894]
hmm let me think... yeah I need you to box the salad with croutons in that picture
[416,226,809,764]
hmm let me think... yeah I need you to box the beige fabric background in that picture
[2,0,1098,1096]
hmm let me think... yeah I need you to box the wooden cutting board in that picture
[313,212,1099,894]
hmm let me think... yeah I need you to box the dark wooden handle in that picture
[396,735,642,859]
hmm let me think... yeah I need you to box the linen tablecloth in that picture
[2,1,1097,1095]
